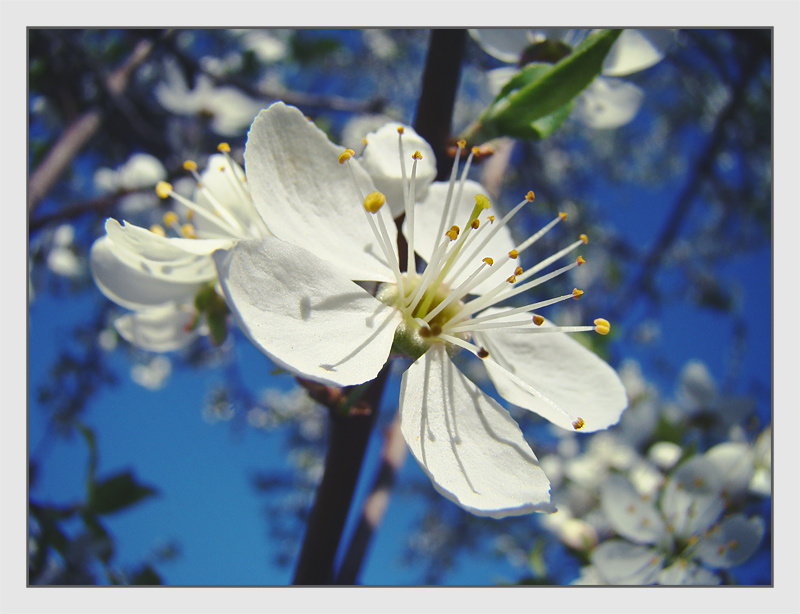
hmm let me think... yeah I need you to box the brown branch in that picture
[291,367,389,585]
[333,414,407,585]
[28,34,167,213]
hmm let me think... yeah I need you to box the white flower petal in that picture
[705,442,756,499]
[104,219,227,283]
[90,237,201,311]
[244,101,396,282]
[214,237,403,387]
[114,305,199,352]
[694,515,765,569]
[117,153,167,190]
[600,474,666,545]
[573,77,645,129]
[360,122,436,218]
[658,560,720,585]
[486,67,520,98]
[474,313,628,432]
[408,181,516,296]
[602,29,674,77]
[591,540,664,585]
[468,29,532,63]
[399,344,554,518]
[660,456,726,539]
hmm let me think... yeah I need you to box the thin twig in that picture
[28,33,168,212]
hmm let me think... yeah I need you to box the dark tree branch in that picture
[291,366,389,585]
[413,29,467,180]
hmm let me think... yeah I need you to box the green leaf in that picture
[463,29,623,143]
[87,471,158,515]
[76,423,98,490]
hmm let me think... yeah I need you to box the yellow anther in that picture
[593,318,610,335]
[533,314,544,326]
[508,249,519,259]
[186,209,194,221]
[163,211,179,227]
[217,142,231,153]
[572,417,586,430]
[482,257,494,266]
[487,215,495,224]
[457,139,466,148]
[412,150,423,160]
[514,266,523,276]
[155,181,173,199]
[362,137,368,145]
[577,255,586,266]
[559,212,567,220]
[181,224,196,238]
[687,535,699,546]
[397,126,405,134]
[338,149,354,164]
[363,191,386,213]
[446,225,460,241]
[471,146,480,156]
[471,219,480,229]
[506,275,517,284]
[525,191,536,202]
[149,224,166,237]
[477,347,489,359]
[572,288,584,299]
[183,160,198,172]
[580,234,589,244]
[474,193,491,210]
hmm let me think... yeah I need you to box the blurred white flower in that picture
[131,355,172,390]
[46,224,82,278]
[156,61,265,136]
[647,441,683,471]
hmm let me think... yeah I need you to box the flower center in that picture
[340,130,610,383]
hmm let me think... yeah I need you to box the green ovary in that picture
[377,273,467,360]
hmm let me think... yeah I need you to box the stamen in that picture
[444,292,580,333]
[580,234,589,244]
[482,257,494,266]
[405,151,421,274]
[512,238,586,286]
[477,347,490,359]
[217,142,231,153]
[422,260,489,324]
[182,224,197,238]
[363,191,386,213]
[155,182,240,236]
[572,418,586,430]
[533,315,545,326]
[572,288,584,299]
[183,160,198,172]
[508,249,519,259]
[577,255,586,266]
[446,225,460,241]
[149,224,166,237]
[434,140,466,244]
[594,318,611,335]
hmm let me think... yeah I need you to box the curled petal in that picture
[244,102,396,282]
[474,312,628,432]
[104,219,227,282]
[90,237,201,311]
[214,237,403,387]
[399,344,554,518]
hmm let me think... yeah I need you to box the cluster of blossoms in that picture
[91,101,628,518]
[490,357,769,584]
